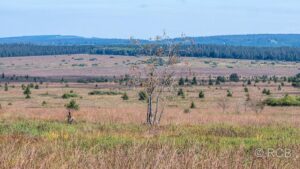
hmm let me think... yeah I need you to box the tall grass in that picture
[0,120,299,168]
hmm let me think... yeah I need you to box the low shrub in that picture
[62,93,78,99]
[138,91,147,101]
[177,88,185,98]
[65,99,79,110]
[183,109,191,113]
[199,91,205,98]
[227,90,233,97]
[42,101,47,106]
[121,93,129,100]
[262,88,271,95]
[89,91,123,95]
[190,102,196,109]
[265,95,300,106]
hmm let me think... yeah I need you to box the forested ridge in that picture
[2,34,300,47]
[0,44,92,57]
[1,44,300,61]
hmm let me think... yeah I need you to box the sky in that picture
[1,0,300,39]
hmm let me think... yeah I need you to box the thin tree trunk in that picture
[147,97,150,124]
[67,110,73,124]
[157,106,165,125]
[153,95,159,124]
[147,95,152,125]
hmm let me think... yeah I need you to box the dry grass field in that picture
[1,82,300,126]
[1,54,300,77]
[0,55,300,168]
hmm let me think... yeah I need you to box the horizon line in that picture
[1,33,300,40]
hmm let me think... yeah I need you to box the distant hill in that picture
[1,34,300,62]
[186,34,300,47]
[0,35,133,46]
[1,34,300,47]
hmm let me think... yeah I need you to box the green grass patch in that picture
[0,120,299,152]
[265,95,300,106]
[62,93,78,99]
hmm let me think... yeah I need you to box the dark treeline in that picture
[1,44,300,61]
[178,45,300,61]
[0,44,93,57]
[91,45,300,61]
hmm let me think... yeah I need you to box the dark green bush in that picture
[199,91,205,98]
[138,91,147,101]
[229,73,239,82]
[121,93,129,100]
[190,102,196,109]
[88,91,122,95]
[65,100,79,110]
[262,88,271,95]
[177,88,185,98]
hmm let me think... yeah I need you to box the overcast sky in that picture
[1,0,300,39]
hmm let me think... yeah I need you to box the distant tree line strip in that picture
[1,44,300,61]
[0,44,93,57]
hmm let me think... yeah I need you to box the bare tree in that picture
[217,97,229,114]
[234,102,241,114]
[244,93,251,113]
[249,97,265,114]
[130,33,190,126]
